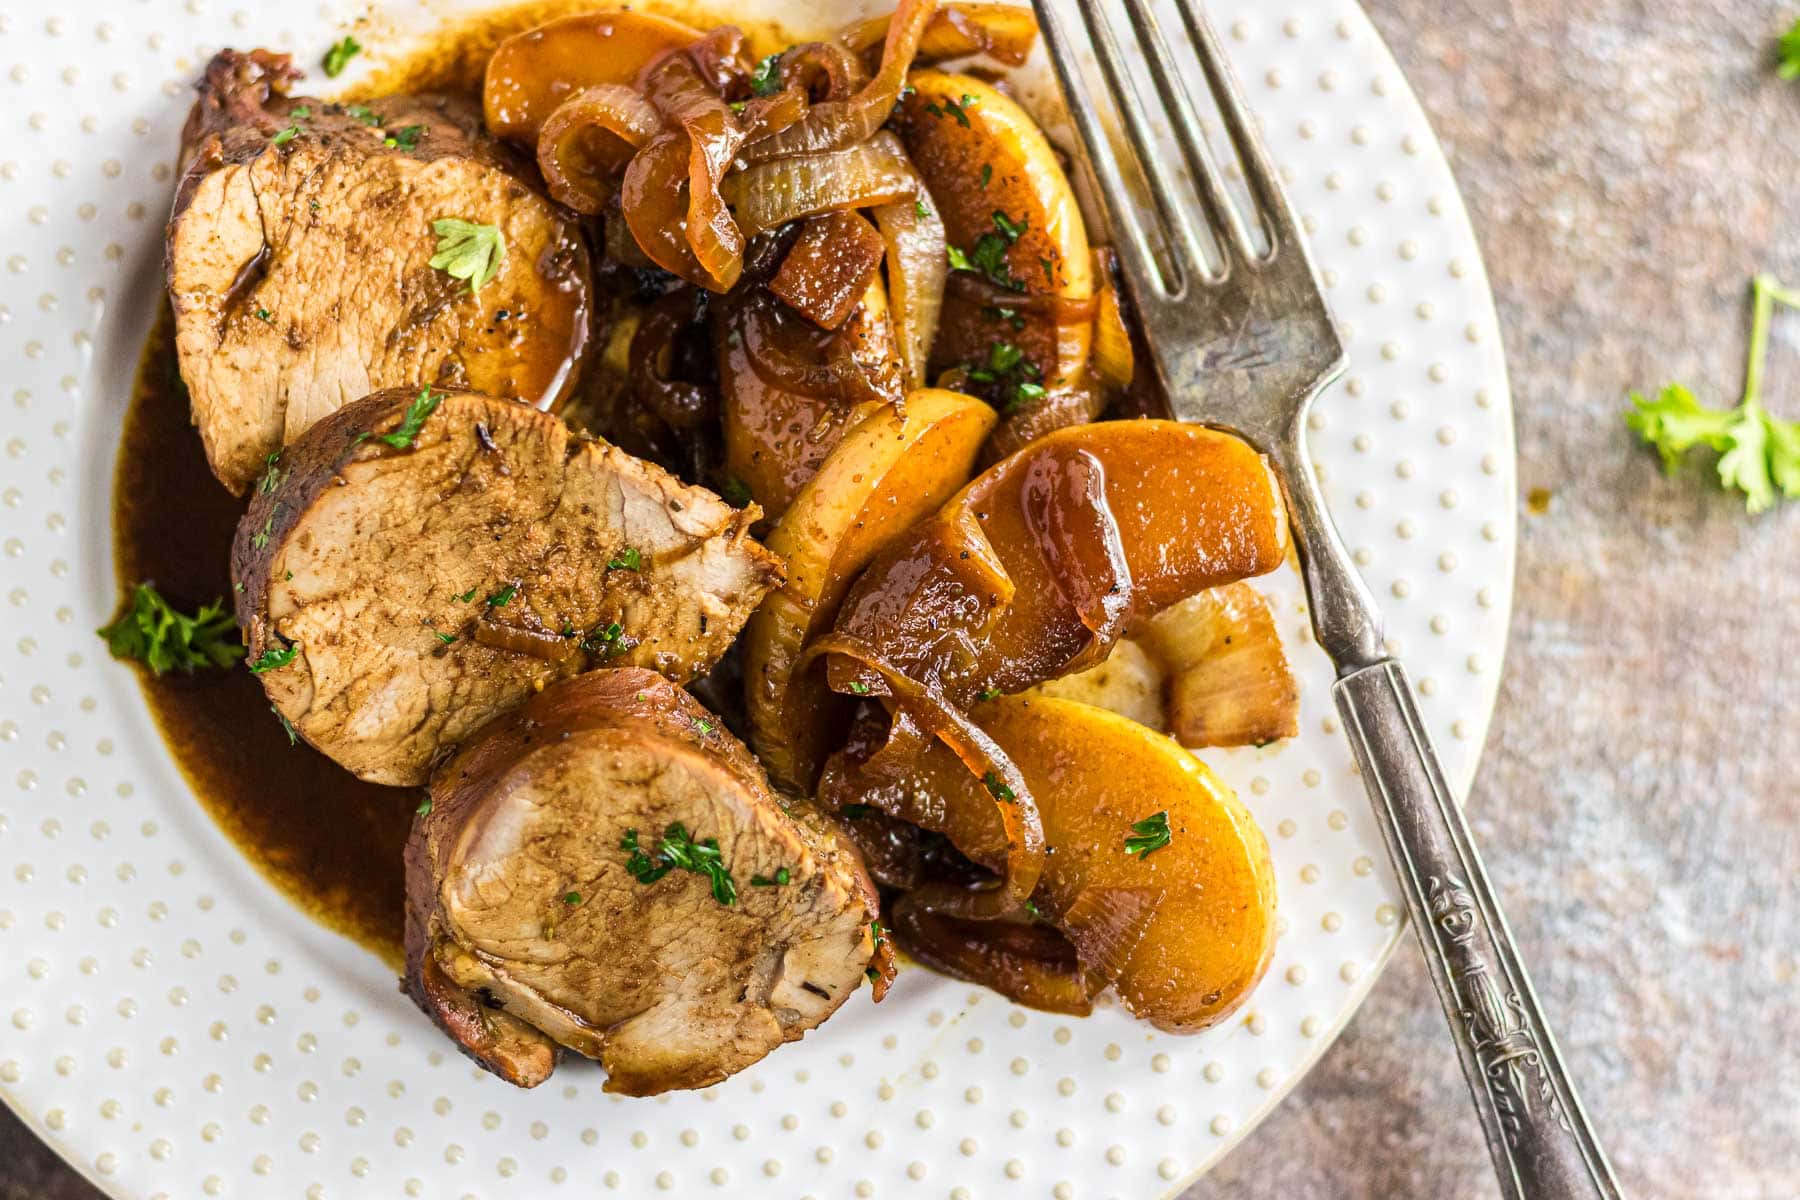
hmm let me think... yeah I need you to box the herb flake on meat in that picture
[429,218,506,292]
[248,639,298,674]
[322,35,362,78]
[622,824,738,906]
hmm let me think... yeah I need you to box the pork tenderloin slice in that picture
[406,669,879,1094]
[169,49,593,494]
[233,388,783,786]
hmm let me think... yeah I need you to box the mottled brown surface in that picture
[6,0,1800,1194]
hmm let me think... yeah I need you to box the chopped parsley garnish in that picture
[963,339,1044,413]
[982,771,1016,803]
[257,452,283,494]
[984,304,1025,332]
[749,52,783,97]
[979,164,992,189]
[977,685,1001,701]
[485,583,517,608]
[384,124,425,151]
[248,640,298,674]
[454,586,479,603]
[607,546,642,572]
[290,106,311,120]
[914,198,931,219]
[949,211,1029,293]
[270,125,300,146]
[580,621,633,658]
[846,680,872,695]
[720,477,753,508]
[271,705,298,746]
[871,919,886,951]
[249,503,283,549]
[415,797,433,815]
[1024,898,1041,918]
[562,891,582,906]
[322,35,362,78]
[98,584,243,675]
[622,824,737,906]
[253,307,274,323]
[693,718,716,735]
[429,218,506,292]
[1123,811,1173,859]
[433,631,457,646]
[929,94,978,127]
[1781,18,1800,79]
[356,386,441,450]
[750,867,791,887]
[346,103,383,127]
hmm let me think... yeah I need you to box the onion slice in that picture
[640,44,750,290]
[536,83,664,215]
[873,192,946,390]
[723,130,920,240]
[740,0,937,164]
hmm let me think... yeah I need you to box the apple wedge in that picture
[483,11,700,147]
[894,71,1094,438]
[745,388,997,789]
[827,694,1277,1031]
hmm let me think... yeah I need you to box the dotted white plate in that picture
[0,1,1515,1197]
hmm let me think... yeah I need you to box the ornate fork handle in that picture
[1334,660,1623,1200]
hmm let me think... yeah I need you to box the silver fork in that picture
[1029,3,1623,1196]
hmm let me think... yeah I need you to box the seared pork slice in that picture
[170,49,593,494]
[405,669,879,1093]
[233,388,783,786]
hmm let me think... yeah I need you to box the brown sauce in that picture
[110,2,800,971]
[113,307,414,967]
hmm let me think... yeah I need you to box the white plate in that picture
[0,1,1514,1196]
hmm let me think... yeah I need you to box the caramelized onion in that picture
[872,194,946,390]
[640,38,750,290]
[777,41,865,102]
[740,0,937,164]
[889,896,1097,1016]
[629,288,716,430]
[472,618,582,663]
[536,84,664,215]
[621,132,705,281]
[723,131,920,241]
[838,2,1038,68]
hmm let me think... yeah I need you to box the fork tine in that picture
[1030,0,1170,297]
[1170,0,1303,252]
[1071,1,1211,288]
[1118,0,1260,268]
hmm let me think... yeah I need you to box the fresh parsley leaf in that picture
[346,103,383,127]
[290,105,311,120]
[720,477,753,508]
[976,685,1001,701]
[948,94,978,126]
[257,452,284,494]
[979,164,992,189]
[622,823,737,906]
[322,35,362,78]
[992,210,1027,242]
[454,586,479,603]
[250,502,283,549]
[914,198,931,219]
[254,307,274,323]
[433,631,457,646]
[271,705,298,746]
[1024,898,1041,918]
[1780,18,1800,80]
[750,867,791,887]
[429,218,506,292]
[946,244,974,271]
[360,386,441,450]
[580,620,633,658]
[98,584,244,675]
[1008,380,1047,412]
[949,216,1029,292]
[485,582,517,608]
[1625,273,1800,512]
[846,680,872,695]
[271,125,300,146]
[415,797,432,815]
[988,341,1023,373]
[694,718,716,735]
[749,52,784,97]
[982,771,1016,803]
[248,640,298,674]
[383,124,424,151]
[563,891,582,906]
[607,546,642,572]
[1123,810,1172,858]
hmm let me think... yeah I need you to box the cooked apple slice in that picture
[484,11,700,147]
[894,71,1093,423]
[746,388,996,789]
[827,694,1277,1031]
[1028,637,1164,729]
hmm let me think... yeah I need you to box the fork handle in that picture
[1334,660,1623,1200]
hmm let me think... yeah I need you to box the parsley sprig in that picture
[429,218,505,292]
[1626,273,1800,512]
[1123,811,1172,859]
[353,386,441,451]
[749,52,783,97]
[622,824,738,906]
[1779,18,1800,79]
[98,584,243,675]
[963,339,1046,413]
[248,640,298,674]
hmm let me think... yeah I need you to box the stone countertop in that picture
[5,1,1799,1197]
